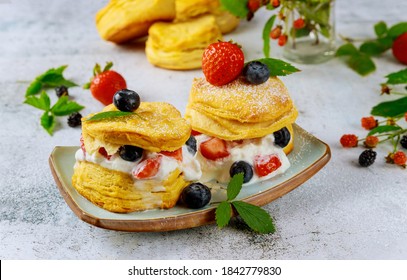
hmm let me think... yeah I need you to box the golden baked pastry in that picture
[72,102,201,213]
[96,0,176,43]
[145,14,223,70]
[185,76,298,143]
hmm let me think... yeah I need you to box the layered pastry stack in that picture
[95,0,240,69]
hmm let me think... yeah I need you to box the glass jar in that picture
[282,0,336,64]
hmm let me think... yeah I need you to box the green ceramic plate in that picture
[49,124,330,232]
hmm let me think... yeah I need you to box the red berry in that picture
[393,151,407,166]
[269,26,282,39]
[86,62,127,106]
[278,35,288,46]
[271,0,280,8]
[247,0,261,13]
[202,41,245,86]
[364,135,379,148]
[133,156,162,179]
[405,112,407,122]
[254,154,282,177]
[98,147,112,160]
[160,148,183,162]
[200,137,230,160]
[191,130,202,136]
[392,33,407,65]
[80,135,86,154]
[340,134,358,148]
[361,116,378,130]
[293,18,305,29]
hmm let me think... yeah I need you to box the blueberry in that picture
[185,135,197,155]
[118,145,143,162]
[113,89,141,112]
[273,127,291,148]
[181,183,211,209]
[243,61,270,85]
[229,161,253,183]
[55,85,69,98]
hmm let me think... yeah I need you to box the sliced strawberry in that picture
[133,156,162,179]
[160,148,183,162]
[98,147,112,160]
[191,130,202,136]
[200,137,230,160]
[254,154,282,177]
[80,135,86,154]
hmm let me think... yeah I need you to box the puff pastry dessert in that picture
[145,14,223,70]
[185,76,298,185]
[72,101,202,213]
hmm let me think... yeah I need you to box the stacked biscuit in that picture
[95,0,240,69]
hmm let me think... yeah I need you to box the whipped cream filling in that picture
[75,144,202,182]
[195,133,290,185]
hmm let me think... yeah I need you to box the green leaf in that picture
[25,80,42,96]
[40,111,55,135]
[24,91,51,111]
[85,111,134,122]
[39,73,78,88]
[262,15,276,58]
[256,58,300,76]
[374,21,388,37]
[385,68,407,85]
[50,96,85,116]
[215,201,232,228]
[103,61,113,72]
[227,173,244,201]
[232,201,275,234]
[359,41,388,56]
[335,43,359,57]
[219,0,249,18]
[367,125,402,136]
[387,22,407,39]
[347,53,376,76]
[291,26,311,39]
[371,96,407,118]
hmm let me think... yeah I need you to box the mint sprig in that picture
[215,173,276,234]
[255,57,300,76]
[24,91,84,135]
[85,111,134,121]
[25,65,78,96]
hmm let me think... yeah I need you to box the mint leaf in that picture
[215,201,232,228]
[335,43,359,57]
[26,80,42,96]
[387,22,407,39]
[385,68,407,85]
[40,111,55,135]
[367,125,402,136]
[371,96,407,118]
[347,53,376,76]
[85,111,134,122]
[227,173,244,201]
[232,201,275,234]
[51,96,85,116]
[374,21,388,37]
[219,0,249,18]
[262,15,276,58]
[256,58,300,76]
[39,73,77,88]
[24,91,51,111]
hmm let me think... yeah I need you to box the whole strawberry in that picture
[84,62,127,105]
[202,41,245,86]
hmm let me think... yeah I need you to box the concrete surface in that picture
[0,0,406,259]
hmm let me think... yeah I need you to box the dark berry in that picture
[118,145,143,162]
[113,89,140,112]
[229,161,254,183]
[358,149,376,167]
[243,61,270,85]
[55,85,69,98]
[185,135,197,155]
[400,135,407,149]
[67,112,82,127]
[180,183,211,209]
[273,127,291,148]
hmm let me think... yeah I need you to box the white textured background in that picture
[1,0,407,259]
